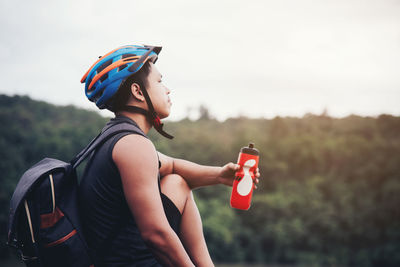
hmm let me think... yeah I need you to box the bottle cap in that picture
[241,142,259,155]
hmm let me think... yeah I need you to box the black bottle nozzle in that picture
[241,142,259,156]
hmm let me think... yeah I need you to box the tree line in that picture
[1,94,399,266]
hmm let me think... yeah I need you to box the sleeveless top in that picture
[78,116,181,267]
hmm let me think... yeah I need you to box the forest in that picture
[1,94,399,267]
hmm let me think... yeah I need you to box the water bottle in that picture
[230,143,259,210]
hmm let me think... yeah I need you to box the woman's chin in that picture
[159,110,171,119]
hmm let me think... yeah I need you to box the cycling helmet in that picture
[81,45,173,139]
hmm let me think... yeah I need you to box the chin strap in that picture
[122,105,174,139]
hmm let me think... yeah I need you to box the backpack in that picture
[7,120,144,267]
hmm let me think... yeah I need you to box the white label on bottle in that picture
[237,159,256,196]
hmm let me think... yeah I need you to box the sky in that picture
[0,0,399,121]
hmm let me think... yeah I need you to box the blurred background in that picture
[1,0,399,266]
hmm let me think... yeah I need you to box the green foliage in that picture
[1,95,399,266]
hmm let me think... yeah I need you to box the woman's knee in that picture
[160,174,191,213]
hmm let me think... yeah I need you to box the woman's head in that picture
[81,45,174,139]
[81,45,162,110]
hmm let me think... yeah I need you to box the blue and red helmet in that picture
[81,45,161,109]
[81,45,173,139]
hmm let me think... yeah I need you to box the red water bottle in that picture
[230,143,259,210]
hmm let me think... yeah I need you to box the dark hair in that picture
[108,61,152,112]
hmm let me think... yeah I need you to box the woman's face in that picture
[145,62,172,119]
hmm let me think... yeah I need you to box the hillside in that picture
[1,94,399,266]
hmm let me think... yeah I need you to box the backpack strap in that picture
[70,120,146,169]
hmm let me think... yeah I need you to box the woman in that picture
[79,45,260,266]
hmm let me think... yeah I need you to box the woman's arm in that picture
[158,152,260,189]
[113,135,194,267]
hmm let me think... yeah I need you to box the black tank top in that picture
[79,116,181,267]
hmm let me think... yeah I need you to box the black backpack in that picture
[7,120,144,267]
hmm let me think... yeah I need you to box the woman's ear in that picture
[130,83,145,102]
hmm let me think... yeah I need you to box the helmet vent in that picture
[122,53,136,59]
[96,59,113,74]
[118,64,128,72]
[99,73,108,83]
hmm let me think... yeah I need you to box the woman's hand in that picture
[216,162,261,187]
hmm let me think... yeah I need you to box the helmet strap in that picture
[122,102,174,139]
[139,87,174,139]
[121,105,149,116]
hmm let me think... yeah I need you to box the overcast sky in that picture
[1,0,399,121]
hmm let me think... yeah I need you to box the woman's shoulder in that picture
[112,133,158,171]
